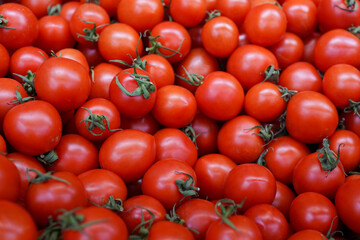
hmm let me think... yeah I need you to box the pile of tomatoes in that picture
[1,0,360,239]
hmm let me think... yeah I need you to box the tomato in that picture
[289,192,338,234]
[302,32,320,65]
[278,61,322,92]
[322,64,360,109]
[20,0,61,18]
[224,163,277,211]
[120,195,166,233]
[170,0,206,27]
[77,43,105,68]
[268,32,304,69]
[244,82,287,123]
[227,44,278,91]
[0,200,37,240]
[0,43,9,77]
[152,85,197,128]
[205,214,262,240]
[176,199,220,240]
[3,100,62,156]
[154,128,198,167]
[194,154,236,200]
[56,47,90,72]
[25,171,87,227]
[117,0,164,32]
[99,129,156,183]
[0,134,6,153]
[217,115,265,164]
[195,71,244,121]
[78,169,127,207]
[214,0,251,27]
[244,3,287,47]
[335,179,360,233]
[282,0,317,38]
[342,111,360,137]
[0,155,20,202]
[70,3,110,46]
[9,46,49,82]
[34,57,91,112]
[60,1,81,22]
[142,54,175,89]
[61,206,128,240]
[35,15,76,54]
[314,29,360,73]
[89,63,122,100]
[80,0,121,17]
[98,23,143,65]
[271,181,296,220]
[141,159,198,210]
[74,98,121,142]
[0,3,39,51]
[252,0,279,7]
[120,113,161,135]
[148,221,195,240]
[149,21,191,63]
[288,230,327,240]
[244,204,289,240]
[201,16,239,58]
[286,91,339,144]
[188,25,203,48]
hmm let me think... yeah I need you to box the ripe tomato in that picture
[0,200,37,240]
[288,230,327,240]
[148,221,195,240]
[80,0,120,17]
[188,25,203,48]
[142,54,175,89]
[20,0,61,18]
[60,1,81,22]
[286,91,339,144]
[0,43,9,77]
[77,43,105,68]
[224,163,277,211]
[56,47,90,72]
[78,169,127,207]
[0,155,20,202]
[195,71,244,121]
[99,129,156,183]
[342,111,360,137]
[120,113,161,135]
[271,181,296,220]
[3,100,62,156]
[201,16,239,58]
[214,0,251,27]
[0,134,6,153]
[170,0,206,27]
[302,32,321,65]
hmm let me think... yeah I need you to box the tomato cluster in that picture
[1,0,360,239]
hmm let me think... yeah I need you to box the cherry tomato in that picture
[120,113,161,135]
[20,0,61,18]
[170,0,206,27]
[342,111,360,137]
[215,0,251,27]
[0,154,20,202]
[0,134,6,153]
[77,43,105,68]
[148,221,195,240]
[288,230,327,240]
[80,0,120,17]
[56,47,90,72]
[60,1,81,22]
[0,43,9,77]
[271,181,296,220]
[142,54,175,89]
[302,32,321,65]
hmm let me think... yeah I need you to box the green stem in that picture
[214,199,246,233]
[335,0,358,12]
[205,10,221,22]
[145,32,184,59]
[181,123,200,149]
[26,169,70,185]
[7,86,34,105]
[129,208,155,240]
[343,99,360,118]
[316,138,346,176]
[47,4,61,16]
[175,171,199,202]
[176,66,204,86]
[278,86,297,102]
[262,65,281,84]
[13,71,37,97]
[37,150,58,166]
[0,15,16,30]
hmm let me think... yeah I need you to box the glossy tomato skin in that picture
[201,16,239,58]
[215,0,251,27]
[195,71,244,121]
[3,100,62,156]
[194,154,236,200]
[25,171,87,227]
[120,113,161,135]
[289,192,338,234]
[0,44,10,77]
[0,134,6,153]
[302,32,321,65]
[148,221,195,240]
[56,48,90,72]
[99,129,156,183]
[143,54,175,89]
[0,200,38,240]
[60,1,81,22]
[77,43,105,68]
[20,0,61,18]
[217,115,265,164]
[342,111,360,137]
[0,155,21,202]
[288,230,327,240]
[271,181,296,220]
[35,57,91,112]
[80,0,120,17]
[286,91,339,144]
[335,179,360,233]
[224,164,277,211]
[78,169,127,207]
[170,0,206,27]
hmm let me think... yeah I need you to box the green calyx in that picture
[344,99,360,118]
[248,124,277,145]
[98,196,124,213]
[205,10,221,22]
[47,4,61,16]
[181,123,200,150]
[7,86,34,105]
[129,208,155,240]
[262,65,281,84]
[347,25,360,38]
[176,66,204,86]
[76,16,108,44]
[0,14,16,30]
[335,0,358,12]
[145,30,184,59]
[175,171,200,201]
[278,86,297,102]
[317,138,345,175]
[37,150,59,166]
[13,71,37,97]
[26,169,70,185]
[214,198,246,233]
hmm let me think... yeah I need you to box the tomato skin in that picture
[0,43,9,77]
[99,129,156,183]
[0,134,6,153]
[20,0,61,18]
[292,152,345,199]
[141,159,198,210]
[0,200,38,240]
[335,179,360,233]
[302,32,320,65]
[170,0,207,27]
[322,64,360,109]
[143,54,175,89]
[244,3,287,47]
[56,48,90,73]
[286,91,339,144]
[224,164,277,211]
[3,100,62,156]
[288,230,327,240]
[289,192,338,234]
[78,169,127,207]
[25,171,87,227]
[0,3,39,51]
[77,43,105,68]
[80,0,121,17]
[60,1,81,22]
[120,113,161,135]
[227,44,278,91]
[271,181,296,220]
[194,154,236,200]
[314,29,360,73]
[342,111,360,137]
[278,61,322,92]
[217,115,265,164]
[148,221,195,240]
[201,16,239,58]
[215,0,251,27]
[152,85,197,128]
[0,155,20,202]
[195,71,244,121]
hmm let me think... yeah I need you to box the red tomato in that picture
[195,71,244,121]
[271,181,296,220]
[302,32,321,65]
[342,111,360,137]
[152,85,197,128]
[0,155,20,202]
[80,0,121,17]
[77,43,105,68]
[0,43,9,77]
[224,163,277,211]
[142,54,175,89]
[217,115,265,164]
[0,134,6,153]
[244,3,287,47]
[56,48,90,72]
[188,25,203,48]
[288,230,327,240]
[289,192,338,234]
[60,1,81,22]
[286,91,339,144]
[252,0,279,7]
[3,100,62,156]
[20,0,61,18]
[148,221,195,240]
[78,169,127,207]
[99,129,156,183]
[215,0,251,27]
[201,16,239,58]
[0,200,37,240]
[170,0,206,27]
[120,113,161,135]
